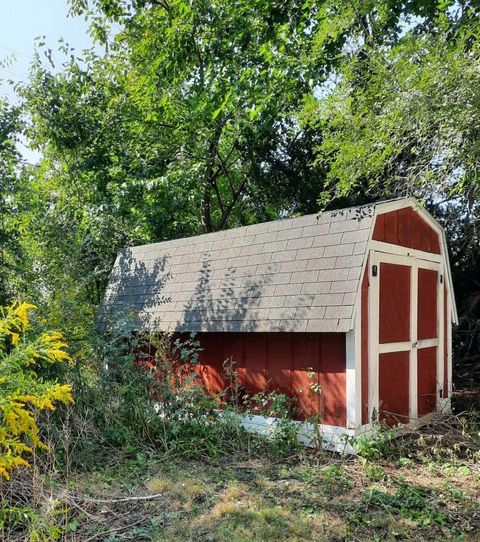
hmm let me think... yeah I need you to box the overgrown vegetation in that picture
[0,0,479,539]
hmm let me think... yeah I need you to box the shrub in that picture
[0,302,73,479]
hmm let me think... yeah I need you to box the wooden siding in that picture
[417,268,438,341]
[379,262,411,344]
[417,346,437,416]
[373,207,441,254]
[193,332,347,426]
[379,350,410,425]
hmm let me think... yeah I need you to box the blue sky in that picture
[0,0,97,161]
[0,0,94,101]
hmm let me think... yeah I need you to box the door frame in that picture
[368,249,444,423]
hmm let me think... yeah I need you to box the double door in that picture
[369,251,443,425]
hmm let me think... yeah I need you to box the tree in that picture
[302,22,480,376]
[0,101,23,306]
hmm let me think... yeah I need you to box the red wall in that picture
[373,207,441,254]
[193,332,347,426]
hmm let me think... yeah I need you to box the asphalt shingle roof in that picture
[101,203,375,333]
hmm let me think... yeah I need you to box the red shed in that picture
[102,198,457,451]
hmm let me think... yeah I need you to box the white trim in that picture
[378,338,439,354]
[437,263,444,409]
[369,240,443,264]
[368,250,379,423]
[447,291,453,398]
[346,330,356,429]
[218,411,355,454]
[410,260,418,420]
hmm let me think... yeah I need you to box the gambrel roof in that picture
[101,203,375,333]
[100,198,456,333]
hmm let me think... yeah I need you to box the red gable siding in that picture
[373,207,441,254]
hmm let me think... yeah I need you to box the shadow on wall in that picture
[98,247,172,330]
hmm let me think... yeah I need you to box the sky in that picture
[0,0,96,161]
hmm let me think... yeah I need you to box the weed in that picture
[353,424,395,459]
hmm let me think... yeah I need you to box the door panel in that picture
[379,351,410,425]
[373,251,441,426]
[418,268,438,340]
[417,346,437,416]
[379,263,411,344]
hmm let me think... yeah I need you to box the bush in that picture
[0,302,73,479]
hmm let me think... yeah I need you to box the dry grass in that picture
[1,412,479,541]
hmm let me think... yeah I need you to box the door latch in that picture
[412,341,418,349]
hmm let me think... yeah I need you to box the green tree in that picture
[0,101,24,306]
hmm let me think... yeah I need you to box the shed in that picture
[101,197,457,450]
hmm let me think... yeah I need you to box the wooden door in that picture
[370,252,442,426]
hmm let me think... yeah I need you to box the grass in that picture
[2,413,480,541]
[54,445,479,541]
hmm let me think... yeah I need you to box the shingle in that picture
[330,280,358,293]
[274,283,302,296]
[270,249,298,263]
[256,262,281,275]
[348,267,363,280]
[323,244,355,258]
[318,268,350,282]
[354,241,368,255]
[329,220,360,234]
[312,293,344,306]
[284,294,314,308]
[335,255,364,269]
[219,247,242,259]
[101,200,382,334]
[230,235,255,248]
[276,228,300,241]
[306,257,335,271]
[341,229,370,244]
[296,247,324,261]
[268,307,298,320]
[312,233,343,247]
[253,231,277,245]
[286,236,314,251]
[240,244,265,256]
[228,255,250,268]
[258,296,286,309]
[301,282,331,295]
[280,260,308,273]
[248,253,272,266]
[290,270,319,284]
[262,240,289,253]
[342,292,357,305]
[302,223,330,237]
[306,319,342,332]
[324,306,352,319]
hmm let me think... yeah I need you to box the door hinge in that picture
[440,274,443,284]
[372,264,378,277]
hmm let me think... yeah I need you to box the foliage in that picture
[353,424,396,460]
[0,302,73,479]
[0,100,24,306]
[305,27,480,206]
